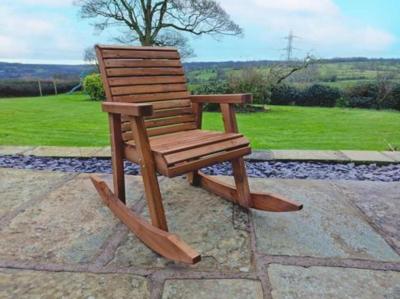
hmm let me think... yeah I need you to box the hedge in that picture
[0,80,79,97]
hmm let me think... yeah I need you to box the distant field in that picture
[187,60,400,90]
[0,94,399,150]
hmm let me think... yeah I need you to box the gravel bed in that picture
[1,155,400,182]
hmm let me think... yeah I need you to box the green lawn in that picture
[0,94,399,150]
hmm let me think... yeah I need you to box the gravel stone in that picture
[0,155,399,182]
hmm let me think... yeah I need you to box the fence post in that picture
[53,79,58,95]
[38,80,43,97]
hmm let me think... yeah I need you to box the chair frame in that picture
[91,45,302,264]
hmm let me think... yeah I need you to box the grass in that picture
[0,94,399,150]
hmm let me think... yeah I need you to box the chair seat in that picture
[124,129,251,177]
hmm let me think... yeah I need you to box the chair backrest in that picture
[95,45,197,141]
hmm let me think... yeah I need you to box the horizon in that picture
[2,55,400,66]
[0,0,399,64]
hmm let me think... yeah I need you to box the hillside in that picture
[0,62,94,81]
[1,58,400,82]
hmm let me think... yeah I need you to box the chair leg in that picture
[187,170,201,186]
[130,116,168,231]
[140,161,169,231]
[231,157,252,208]
[109,114,126,203]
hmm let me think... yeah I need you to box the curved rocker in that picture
[91,176,201,264]
[192,172,303,212]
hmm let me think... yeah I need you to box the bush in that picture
[191,81,230,111]
[299,84,341,107]
[270,84,302,105]
[380,84,400,111]
[343,82,379,109]
[335,97,349,108]
[346,97,376,109]
[228,68,270,105]
[83,73,105,101]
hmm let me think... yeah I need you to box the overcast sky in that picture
[0,0,399,64]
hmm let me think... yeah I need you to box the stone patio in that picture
[0,168,399,298]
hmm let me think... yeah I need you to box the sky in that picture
[0,0,398,64]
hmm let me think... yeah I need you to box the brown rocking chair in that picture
[91,45,302,264]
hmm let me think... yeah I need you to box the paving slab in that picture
[245,150,274,161]
[0,268,149,299]
[341,150,395,163]
[0,146,33,155]
[336,180,400,254]
[162,279,263,299]
[268,264,400,299]
[109,176,252,272]
[24,146,101,157]
[93,146,111,157]
[0,173,144,264]
[250,178,399,261]
[382,151,400,162]
[271,150,348,161]
[0,168,72,219]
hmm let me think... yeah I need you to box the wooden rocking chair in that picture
[91,45,303,264]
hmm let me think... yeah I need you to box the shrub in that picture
[270,84,302,105]
[343,82,379,109]
[228,68,270,105]
[346,97,376,109]
[83,73,105,101]
[380,84,400,111]
[191,81,230,111]
[335,97,349,108]
[390,85,400,111]
[299,84,341,107]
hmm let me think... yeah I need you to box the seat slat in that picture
[164,137,250,165]
[102,49,180,59]
[111,83,187,96]
[109,76,186,87]
[153,132,243,154]
[125,130,243,154]
[107,67,184,77]
[166,147,251,177]
[148,130,220,149]
[105,59,182,68]
[114,91,190,103]
[146,130,210,147]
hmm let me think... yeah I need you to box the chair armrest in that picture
[190,94,253,104]
[102,102,153,117]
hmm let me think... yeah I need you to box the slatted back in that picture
[95,45,196,141]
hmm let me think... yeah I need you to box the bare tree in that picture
[75,0,242,56]
[268,55,316,85]
[225,55,317,106]
[83,46,98,65]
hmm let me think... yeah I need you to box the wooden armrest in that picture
[190,94,253,104]
[102,102,153,117]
